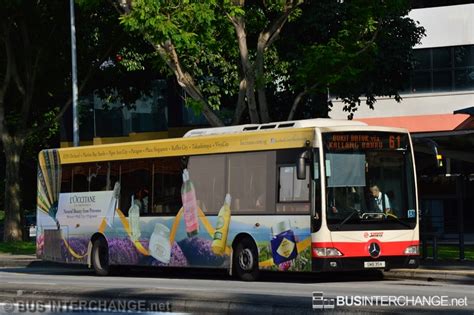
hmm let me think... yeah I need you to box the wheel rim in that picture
[238,248,254,271]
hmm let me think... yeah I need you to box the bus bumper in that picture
[312,256,419,272]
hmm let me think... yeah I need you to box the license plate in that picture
[364,261,385,268]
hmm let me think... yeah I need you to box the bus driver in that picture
[369,184,391,214]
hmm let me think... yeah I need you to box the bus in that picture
[36,118,419,280]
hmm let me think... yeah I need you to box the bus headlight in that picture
[404,245,419,255]
[313,247,343,257]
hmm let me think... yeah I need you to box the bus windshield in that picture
[323,132,417,230]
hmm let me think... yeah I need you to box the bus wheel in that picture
[92,238,110,276]
[233,237,259,281]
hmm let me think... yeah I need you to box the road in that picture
[0,264,472,314]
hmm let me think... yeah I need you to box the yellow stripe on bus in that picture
[169,208,184,244]
[56,129,314,164]
[258,258,274,267]
[296,237,311,253]
[98,217,107,234]
[62,238,87,259]
[115,208,149,256]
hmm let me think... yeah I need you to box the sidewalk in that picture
[1,253,473,283]
[0,253,38,268]
[384,259,474,283]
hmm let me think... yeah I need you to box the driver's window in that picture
[276,149,311,214]
[279,166,310,202]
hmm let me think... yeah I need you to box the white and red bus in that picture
[36,119,419,280]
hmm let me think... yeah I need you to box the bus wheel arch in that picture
[232,233,259,281]
[90,233,110,276]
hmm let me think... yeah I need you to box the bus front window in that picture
[323,132,417,230]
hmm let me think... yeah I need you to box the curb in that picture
[384,269,474,283]
[0,259,38,268]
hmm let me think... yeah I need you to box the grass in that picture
[421,245,474,260]
[0,241,36,255]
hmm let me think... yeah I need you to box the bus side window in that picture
[275,149,310,214]
[120,159,152,216]
[72,165,89,193]
[61,165,73,193]
[187,154,226,214]
[152,157,182,215]
[278,165,310,202]
[227,151,276,214]
[89,162,119,191]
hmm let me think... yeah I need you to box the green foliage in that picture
[75,3,160,109]
[0,241,36,255]
[1,0,161,212]
[76,0,423,124]
[24,108,60,159]
[115,0,423,121]
[120,0,240,116]
[276,0,424,119]
[422,245,474,261]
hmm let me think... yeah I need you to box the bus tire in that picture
[92,238,110,276]
[233,237,259,281]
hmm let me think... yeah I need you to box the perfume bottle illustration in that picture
[105,182,120,227]
[128,195,141,241]
[181,169,199,237]
[211,194,232,256]
[149,223,171,264]
[270,220,298,265]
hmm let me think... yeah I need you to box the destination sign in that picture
[324,132,408,151]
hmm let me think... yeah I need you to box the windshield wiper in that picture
[385,214,411,228]
[337,209,360,230]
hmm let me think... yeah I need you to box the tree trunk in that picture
[287,89,307,121]
[256,38,270,123]
[255,6,297,123]
[228,16,260,124]
[245,76,259,124]
[154,41,225,127]
[200,102,225,127]
[232,78,247,125]
[2,137,24,241]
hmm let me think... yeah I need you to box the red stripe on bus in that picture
[311,240,419,257]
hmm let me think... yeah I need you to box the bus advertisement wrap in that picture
[37,149,312,271]
[37,197,312,270]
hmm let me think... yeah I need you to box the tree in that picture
[0,1,153,241]
[281,1,425,119]
[109,0,423,126]
[0,2,69,241]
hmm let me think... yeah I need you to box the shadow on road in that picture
[0,261,387,284]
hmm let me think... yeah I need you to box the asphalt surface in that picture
[0,264,473,314]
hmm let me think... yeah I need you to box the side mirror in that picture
[297,156,306,180]
[297,149,310,180]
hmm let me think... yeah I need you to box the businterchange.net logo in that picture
[312,292,469,310]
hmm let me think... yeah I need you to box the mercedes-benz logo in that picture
[368,242,381,258]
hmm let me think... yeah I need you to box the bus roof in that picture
[184,118,366,137]
[45,119,409,165]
